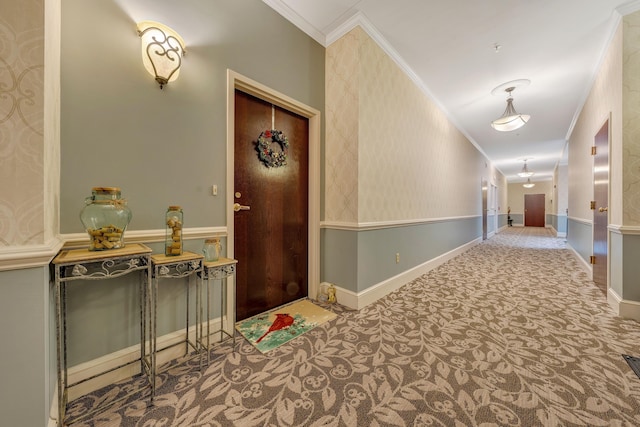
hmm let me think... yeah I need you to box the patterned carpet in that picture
[68,227,640,426]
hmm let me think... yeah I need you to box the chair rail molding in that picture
[0,238,64,272]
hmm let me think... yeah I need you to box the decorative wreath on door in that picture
[256,129,289,168]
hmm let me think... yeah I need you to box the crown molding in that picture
[616,0,640,16]
[261,0,326,46]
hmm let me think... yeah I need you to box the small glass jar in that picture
[165,206,183,256]
[203,237,221,262]
[80,187,132,251]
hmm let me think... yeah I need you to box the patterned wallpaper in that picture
[623,12,640,226]
[325,29,359,223]
[0,1,45,246]
[326,26,484,225]
[557,164,568,215]
[568,21,622,224]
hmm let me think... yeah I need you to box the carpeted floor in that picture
[68,227,640,426]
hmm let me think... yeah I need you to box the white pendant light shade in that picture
[518,160,534,177]
[491,87,530,132]
[523,178,535,188]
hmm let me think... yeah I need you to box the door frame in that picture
[226,69,321,305]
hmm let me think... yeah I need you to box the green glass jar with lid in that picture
[165,206,183,256]
[202,237,221,262]
[80,187,132,251]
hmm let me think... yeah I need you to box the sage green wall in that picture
[356,218,481,292]
[499,213,509,228]
[613,233,640,301]
[59,0,325,365]
[568,219,592,265]
[549,214,568,234]
[322,218,481,293]
[60,0,324,232]
[0,268,50,427]
[321,229,358,294]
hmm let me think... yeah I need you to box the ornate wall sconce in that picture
[137,21,186,89]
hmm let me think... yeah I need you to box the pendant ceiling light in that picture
[491,86,530,132]
[523,178,535,188]
[518,160,534,177]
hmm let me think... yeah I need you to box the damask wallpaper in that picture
[623,12,640,226]
[568,21,622,225]
[0,0,45,246]
[325,26,484,225]
[325,29,359,224]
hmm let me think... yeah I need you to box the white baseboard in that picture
[48,388,58,427]
[548,225,567,238]
[49,318,230,425]
[565,242,592,274]
[324,237,482,310]
[608,288,622,315]
[63,317,225,401]
[608,288,640,321]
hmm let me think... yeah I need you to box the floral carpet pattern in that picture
[69,227,640,426]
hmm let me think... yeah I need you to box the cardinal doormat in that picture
[236,299,337,353]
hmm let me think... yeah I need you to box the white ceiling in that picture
[264,0,640,182]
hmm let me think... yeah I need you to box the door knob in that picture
[598,207,608,212]
[233,203,250,212]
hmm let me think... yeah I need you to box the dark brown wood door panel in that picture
[524,194,545,227]
[234,90,309,321]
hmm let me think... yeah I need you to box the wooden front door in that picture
[524,194,545,227]
[234,90,309,321]
[593,119,609,293]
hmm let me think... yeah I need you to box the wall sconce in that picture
[137,21,186,89]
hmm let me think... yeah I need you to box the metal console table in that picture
[52,243,153,427]
[149,252,203,393]
[198,258,238,365]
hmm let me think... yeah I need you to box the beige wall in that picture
[556,164,569,216]
[325,29,359,223]
[623,12,640,225]
[507,180,553,220]
[326,27,486,225]
[492,164,508,218]
[568,22,622,225]
[0,0,45,246]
